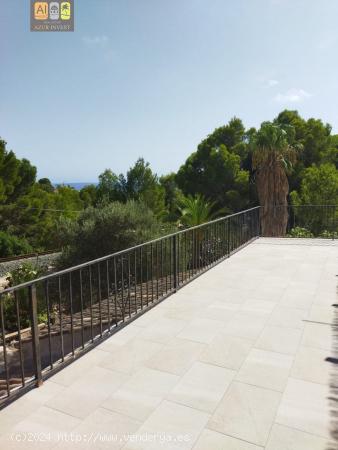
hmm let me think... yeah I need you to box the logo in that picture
[60,2,71,20]
[34,2,48,20]
[49,2,59,20]
[31,0,74,32]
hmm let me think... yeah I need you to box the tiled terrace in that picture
[0,238,337,449]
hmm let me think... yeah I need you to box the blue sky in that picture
[1,0,337,182]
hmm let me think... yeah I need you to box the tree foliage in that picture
[1,108,337,257]
[0,231,33,257]
[58,201,172,267]
[95,158,166,217]
[178,194,223,227]
[176,119,251,213]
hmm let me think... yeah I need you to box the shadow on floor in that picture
[327,283,338,450]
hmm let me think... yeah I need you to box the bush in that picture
[287,227,314,238]
[319,230,338,239]
[58,201,174,268]
[0,231,33,257]
[3,263,47,332]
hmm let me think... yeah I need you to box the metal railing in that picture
[0,206,260,406]
[286,205,337,238]
[260,205,338,238]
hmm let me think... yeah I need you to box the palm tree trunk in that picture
[257,158,289,236]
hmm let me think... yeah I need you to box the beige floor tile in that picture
[0,406,80,449]
[132,307,166,327]
[99,338,163,375]
[291,346,331,385]
[168,361,235,413]
[136,317,188,344]
[193,429,263,450]
[54,408,141,450]
[307,306,335,325]
[99,325,143,348]
[208,381,281,446]
[123,400,209,450]
[313,291,337,307]
[255,326,302,355]
[199,333,253,370]
[249,286,285,302]
[101,367,179,421]
[276,378,330,439]
[301,322,332,351]
[195,302,237,322]
[236,348,293,392]
[239,299,276,316]
[266,423,332,450]
[177,318,224,344]
[50,349,109,386]
[280,289,315,309]
[146,337,206,376]
[0,395,45,436]
[46,366,127,419]
[20,380,65,405]
[222,314,267,340]
[268,306,307,329]
[212,287,247,304]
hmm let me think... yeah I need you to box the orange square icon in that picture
[34,2,48,20]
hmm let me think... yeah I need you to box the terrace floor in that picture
[0,238,338,450]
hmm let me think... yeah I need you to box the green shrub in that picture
[0,231,33,257]
[319,230,338,239]
[3,263,47,332]
[58,200,174,267]
[287,227,314,238]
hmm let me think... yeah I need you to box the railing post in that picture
[29,285,42,387]
[173,235,177,291]
[227,219,231,257]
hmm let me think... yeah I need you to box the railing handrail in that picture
[0,206,261,296]
[263,204,338,207]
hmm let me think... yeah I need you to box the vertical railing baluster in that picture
[169,238,173,289]
[29,285,42,387]
[113,256,118,326]
[192,229,196,275]
[15,291,25,386]
[134,251,137,313]
[145,247,149,306]
[173,234,177,290]
[165,239,168,293]
[69,272,75,355]
[58,277,64,361]
[156,242,159,300]
[227,218,231,256]
[160,239,164,296]
[150,244,154,302]
[97,264,103,336]
[44,281,53,369]
[184,232,187,282]
[127,253,131,317]
[121,256,125,322]
[89,267,94,341]
[177,234,181,284]
[106,260,111,332]
[1,294,10,397]
[140,247,143,309]
[79,269,85,348]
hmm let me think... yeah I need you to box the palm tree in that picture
[178,194,225,268]
[251,122,298,236]
[178,194,221,227]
